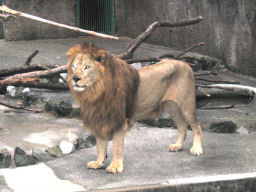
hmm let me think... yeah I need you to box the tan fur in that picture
[67,44,203,174]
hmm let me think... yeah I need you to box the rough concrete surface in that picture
[0,37,256,191]
[0,126,256,191]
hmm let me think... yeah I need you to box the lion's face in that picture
[67,47,104,92]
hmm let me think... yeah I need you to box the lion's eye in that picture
[84,65,91,70]
[95,56,102,62]
[72,63,77,69]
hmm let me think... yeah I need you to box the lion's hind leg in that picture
[162,100,187,152]
[87,137,107,169]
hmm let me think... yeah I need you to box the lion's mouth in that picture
[73,85,85,92]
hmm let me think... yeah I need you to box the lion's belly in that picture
[132,63,176,120]
[133,82,166,120]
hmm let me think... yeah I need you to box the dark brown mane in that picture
[67,44,140,139]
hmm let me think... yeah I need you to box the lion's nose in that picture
[73,77,81,83]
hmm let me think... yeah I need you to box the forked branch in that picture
[119,16,203,59]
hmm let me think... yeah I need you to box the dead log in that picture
[0,65,59,78]
[0,100,43,113]
[0,64,68,87]
[12,81,68,90]
[208,84,256,95]
[119,16,203,59]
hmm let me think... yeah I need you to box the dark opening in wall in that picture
[76,0,115,35]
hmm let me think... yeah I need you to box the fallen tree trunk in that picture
[0,65,68,87]
[208,84,256,96]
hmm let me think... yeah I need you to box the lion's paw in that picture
[106,160,123,174]
[87,161,104,169]
[169,144,182,152]
[190,146,203,156]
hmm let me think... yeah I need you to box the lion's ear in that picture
[66,44,83,60]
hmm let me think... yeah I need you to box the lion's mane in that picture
[67,44,140,139]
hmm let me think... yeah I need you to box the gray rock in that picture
[46,146,63,157]
[84,135,96,148]
[22,91,38,106]
[44,100,72,117]
[209,121,237,133]
[32,148,55,162]
[0,150,12,168]
[14,147,25,155]
[59,141,75,155]
[75,138,85,150]
[14,150,37,167]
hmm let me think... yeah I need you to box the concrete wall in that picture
[3,0,77,40]
[115,0,256,77]
[2,0,256,76]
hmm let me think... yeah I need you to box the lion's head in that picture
[67,44,106,93]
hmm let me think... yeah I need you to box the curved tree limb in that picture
[0,5,119,40]
[119,16,203,59]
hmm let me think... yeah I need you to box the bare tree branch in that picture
[119,16,203,59]
[0,5,119,40]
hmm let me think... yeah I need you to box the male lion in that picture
[67,44,203,174]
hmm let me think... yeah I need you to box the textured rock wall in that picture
[115,0,256,77]
[3,0,76,40]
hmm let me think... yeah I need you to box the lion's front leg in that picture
[106,125,126,174]
[87,137,107,169]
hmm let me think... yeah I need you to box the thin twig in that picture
[175,42,205,59]
[25,50,39,66]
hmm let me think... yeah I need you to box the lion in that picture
[67,44,203,174]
